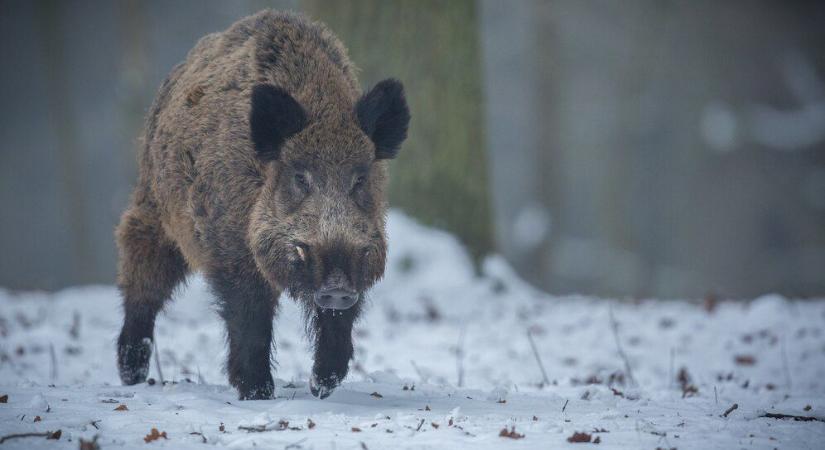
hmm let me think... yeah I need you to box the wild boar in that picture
[116,10,409,400]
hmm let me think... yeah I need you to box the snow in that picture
[2,210,825,449]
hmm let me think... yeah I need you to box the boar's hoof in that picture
[238,385,274,401]
[309,373,340,399]
[117,336,152,386]
[237,377,275,401]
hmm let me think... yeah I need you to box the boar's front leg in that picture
[210,268,277,400]
[309,306,359,399]
[116,202,188,386]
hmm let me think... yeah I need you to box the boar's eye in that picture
[293,172,309,190]
[352,175,366,192]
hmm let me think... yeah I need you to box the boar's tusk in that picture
[295,245,306,262]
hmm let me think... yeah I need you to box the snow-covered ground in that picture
[1,211,824,449]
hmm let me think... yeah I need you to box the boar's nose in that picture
[313,268,358,310]
[314,288,358,310]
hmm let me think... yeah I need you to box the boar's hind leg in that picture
[116,204,188,385]
[210,269,277,400]
[310,306,359,399]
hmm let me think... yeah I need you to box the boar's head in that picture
[248,79,409,311]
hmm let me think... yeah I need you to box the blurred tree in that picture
[303,0,493,261]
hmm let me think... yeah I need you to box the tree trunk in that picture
[303,0,494,261]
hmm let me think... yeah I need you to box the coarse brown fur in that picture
[116,10,409,400]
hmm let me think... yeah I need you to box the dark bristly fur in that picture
[116,10,409,400]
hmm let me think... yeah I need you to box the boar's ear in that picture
[250,83,307,161]
[356,79,410,160]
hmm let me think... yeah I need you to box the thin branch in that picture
[780,336,792,390]
[153,339,164,384]
[562,399,569,413]
[722,403,738,418]
[526,329,550,386]
[608,304,637,387]
[456,326,466,388]
[49,343,57,381]
[759,412,824,422]
[410,360,425,383]
[0,430,61,443]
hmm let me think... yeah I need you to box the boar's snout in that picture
[313,268,359,310]
[314,288,358,310]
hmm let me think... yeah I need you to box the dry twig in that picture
[0,430,61,443]
[153,339,164,384]
[527,329,550,386]
[722,403,738,418]
[780,336,792,390]
[456,326,466,387]
[760,412,825,423]
[608,305,637,386]
[49,343,57,381]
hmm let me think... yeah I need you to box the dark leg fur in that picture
[116,204,188,385]
[309,305,359,399]
[210,268,277,400]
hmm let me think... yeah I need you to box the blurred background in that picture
[1,0,823,298]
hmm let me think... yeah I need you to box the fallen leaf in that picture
[143,428,168,443]
[219,422,225,432]
[47,430,62,440]
[351,427,362,432]
[804,405,812,411]
[114,404,128,411]
[0,394,7,403]
[499,426,524,439]
[370,392,383,399]
[79,436,100,450]
[682,384,699,398]
[677,367,698,397]
[33,416,41,422]
[307,418,316,429]
[567,431,593,443]
[734,355,756,366]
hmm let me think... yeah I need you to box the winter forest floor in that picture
[1,211,825,449]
